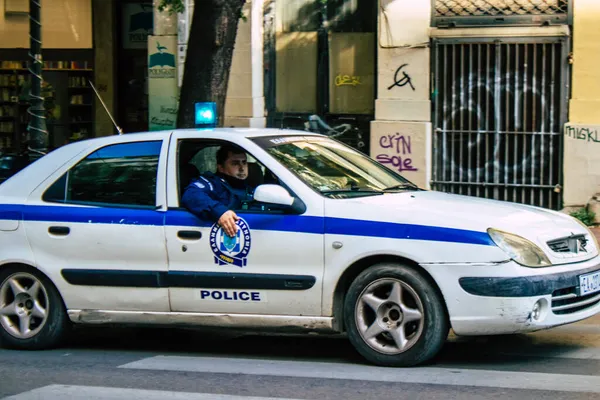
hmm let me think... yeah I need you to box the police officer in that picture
[182,144,254,237]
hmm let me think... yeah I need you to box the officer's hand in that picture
[218,210,240,237]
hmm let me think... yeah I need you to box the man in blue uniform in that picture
[182,145,254,237]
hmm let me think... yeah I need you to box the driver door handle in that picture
[177,230,202,240]
[49,226,70,236]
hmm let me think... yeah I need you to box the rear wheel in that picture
[0,266,69,349]
[344,263,449,367]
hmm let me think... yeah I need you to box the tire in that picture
[0,266,69,350]
[344,263,449,367]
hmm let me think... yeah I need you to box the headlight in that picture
[487,228,552,267]
[572,217,599,252]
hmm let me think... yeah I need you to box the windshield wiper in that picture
[321,188,384,195]
[383,183,421,191]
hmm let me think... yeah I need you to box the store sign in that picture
[122,3,153,49]
[148,35,178,131]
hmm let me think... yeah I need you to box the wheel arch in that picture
[0,262,68,309]
[332,254,449,332]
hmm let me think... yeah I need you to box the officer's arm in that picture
[181,183,229,221]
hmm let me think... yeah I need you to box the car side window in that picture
[178,139,289,214]
[43,141,162,208]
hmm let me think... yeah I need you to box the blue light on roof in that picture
[195,102,217,127]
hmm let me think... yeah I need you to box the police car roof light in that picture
[195,102,217,127]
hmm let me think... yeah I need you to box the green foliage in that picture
[157,0,247,21]
[570,208,597,227]
[157,0,185,15]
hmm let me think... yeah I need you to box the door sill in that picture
[68,310,336,333]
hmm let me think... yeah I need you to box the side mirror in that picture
[254,184,294,206]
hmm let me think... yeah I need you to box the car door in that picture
[164,134,325,316]
[23,138,171,312]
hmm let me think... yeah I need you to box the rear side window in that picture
[43,141,162,208]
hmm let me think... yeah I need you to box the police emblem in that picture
[209,218,251,267]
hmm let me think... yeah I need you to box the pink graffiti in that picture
[376,133,418,172]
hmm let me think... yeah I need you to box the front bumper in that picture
[421,256,600,336]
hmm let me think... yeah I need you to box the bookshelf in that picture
[0,57,94,150]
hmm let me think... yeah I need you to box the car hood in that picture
[328,190,598,264]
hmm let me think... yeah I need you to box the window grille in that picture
[431,38,570,210]
[433,0,570,27]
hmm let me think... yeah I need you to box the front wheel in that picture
[0,266,69,349]
[344,263,449,367]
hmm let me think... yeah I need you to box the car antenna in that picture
[88,79,124,135]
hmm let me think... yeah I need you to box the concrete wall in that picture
[0,0,92,48]
[224,1,253,126]
[563,0,600,207]
[563,124,600,207]
[371,0,432,188]
[224,0,265,128]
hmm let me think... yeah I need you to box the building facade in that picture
[0,0,598,213]
[247,0,598,212]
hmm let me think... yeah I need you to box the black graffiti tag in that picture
[565,126,600,143]
[388,64,415,91]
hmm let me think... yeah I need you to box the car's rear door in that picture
[22,138,171,313]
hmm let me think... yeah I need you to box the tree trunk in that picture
[177,0,246,128]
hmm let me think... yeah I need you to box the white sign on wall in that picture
[148,35,179,131]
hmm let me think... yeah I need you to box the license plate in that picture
[579,271,600,296]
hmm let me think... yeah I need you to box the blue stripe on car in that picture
[325,217,494,246]
[0,204,494,246]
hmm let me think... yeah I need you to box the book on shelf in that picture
[1,60,91,70]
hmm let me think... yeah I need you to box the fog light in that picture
[532,300,542,321]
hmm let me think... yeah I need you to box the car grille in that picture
[551,287,600,315]
[547,234,593,257]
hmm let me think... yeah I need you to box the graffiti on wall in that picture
[375,132,419,173]
[388,64,415,91]
[335,74,362,87]
[565,126,600,143]
[437,72,555,185]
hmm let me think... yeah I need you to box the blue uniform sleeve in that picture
[181,182,229,222]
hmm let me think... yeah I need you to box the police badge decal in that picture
[210,218,251,267]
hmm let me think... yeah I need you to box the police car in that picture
[0,123,599,367]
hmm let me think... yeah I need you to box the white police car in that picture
[0,127,599,367]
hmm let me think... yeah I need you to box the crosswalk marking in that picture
[3,385,303,400]
[119,355,600,393]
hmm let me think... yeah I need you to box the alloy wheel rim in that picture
[355,278,425,355]
[0,272,49,339]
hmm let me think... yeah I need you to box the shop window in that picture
[327,0,376,115]
[43,141,162,208]
[268,0,376,153]
[326,0,376,32]
[0,50,95,152]
[274,0,319,114]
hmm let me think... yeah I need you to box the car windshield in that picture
[252,135,419,198]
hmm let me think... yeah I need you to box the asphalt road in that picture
[1,315,600,400]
